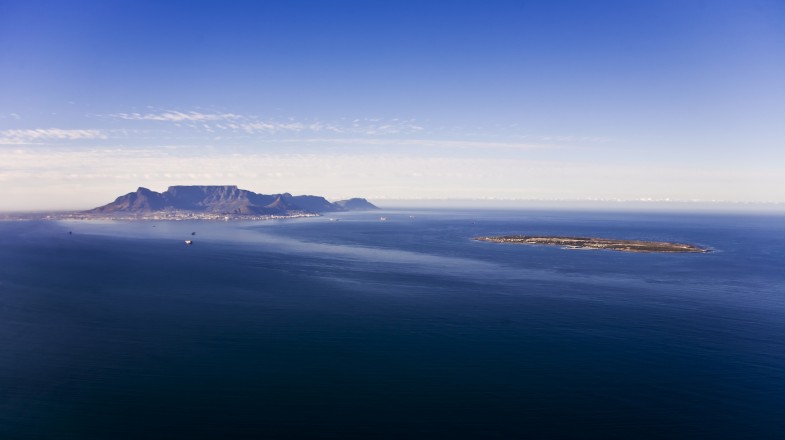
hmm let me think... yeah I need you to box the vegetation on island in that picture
[475,235,708,253]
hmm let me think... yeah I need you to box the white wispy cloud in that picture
[108,110,425,136]
[105,109,605,143]
[111,111,243,122]
[271,138,553,150]
[228,121,344,134]
[0,128,107,144]
[223,119,424,136]
[537,135,610,143]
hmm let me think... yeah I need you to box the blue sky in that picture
[1,0,784,210]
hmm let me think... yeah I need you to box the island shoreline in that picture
[475,235,709,253]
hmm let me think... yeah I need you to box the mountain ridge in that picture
[87,185,378,215]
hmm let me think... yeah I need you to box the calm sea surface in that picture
[1,210,783,439]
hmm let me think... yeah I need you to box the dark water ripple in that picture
[0,210,783,439]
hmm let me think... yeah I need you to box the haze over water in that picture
[1,210,783,439]
[2,1,784,209]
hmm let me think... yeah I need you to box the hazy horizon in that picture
[1,1,784,210]
[4,184,785,215]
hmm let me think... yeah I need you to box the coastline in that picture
[0,211,321,222]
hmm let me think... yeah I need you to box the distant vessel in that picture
[184,240,193,245]
[191,232,196,235]
[379,217,387,221]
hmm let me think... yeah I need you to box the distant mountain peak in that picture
[334,198,380,211]
[86,186,378,215]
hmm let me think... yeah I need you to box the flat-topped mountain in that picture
[88,185,378,215]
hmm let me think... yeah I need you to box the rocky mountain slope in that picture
[88,186,377,215]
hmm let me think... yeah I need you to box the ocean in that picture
[1,209,783,439]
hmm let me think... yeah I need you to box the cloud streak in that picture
[108,110,425,136]
[228,121,344,134]
[111,111,243,122]
[0,128,107,144]
[271,138,553,150]
[103,110,605,146]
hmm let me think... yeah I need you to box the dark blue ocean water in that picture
[1,209,783,439]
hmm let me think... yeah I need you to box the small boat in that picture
[184,240,193,245]
[379,217,387,221]
[191,232,196,235]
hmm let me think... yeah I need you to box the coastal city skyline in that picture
[1,1,784,210]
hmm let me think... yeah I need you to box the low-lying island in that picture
[475,235,708,253]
